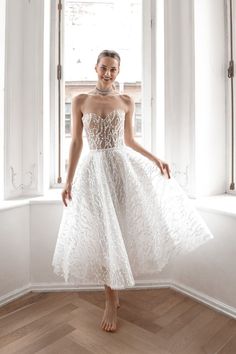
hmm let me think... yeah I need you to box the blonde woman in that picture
[52,50,214,332]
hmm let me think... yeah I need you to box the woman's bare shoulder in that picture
[119,94,134,112]
[72,93,89,103]
[119,93,133,101]
[72,93,89,110]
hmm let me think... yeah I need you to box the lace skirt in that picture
[52,145,214,289]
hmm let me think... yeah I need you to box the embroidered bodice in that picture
[82,109,125,150]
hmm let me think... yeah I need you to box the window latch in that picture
[57,64,62,80]
[228,60,234,78]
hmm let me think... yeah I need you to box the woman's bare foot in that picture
[100,285,119,332]
[100,299,117,332]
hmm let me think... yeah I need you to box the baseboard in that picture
[0,279,235,320]
[171,280,236,320]
[29,279,171,292]
[0,284,31,307]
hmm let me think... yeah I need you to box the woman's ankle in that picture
[104,285,117,301]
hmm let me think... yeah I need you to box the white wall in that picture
[30,202,63,284]
[0,206,30,297]
[172,209,236,309]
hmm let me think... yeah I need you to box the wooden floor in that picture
[0,288,236,354]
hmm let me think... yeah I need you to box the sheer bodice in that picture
[82,108,125,150]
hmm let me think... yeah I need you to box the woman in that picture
[52,49,213,333]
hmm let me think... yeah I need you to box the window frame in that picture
[49,0,159,188]
[226,0,236,196]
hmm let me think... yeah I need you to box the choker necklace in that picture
[95,86,113,95]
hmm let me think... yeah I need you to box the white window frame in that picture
[226,0,236,196]
[49,0,163,188]
[0,0,6,200]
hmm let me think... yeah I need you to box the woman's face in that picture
[95,56,120,86]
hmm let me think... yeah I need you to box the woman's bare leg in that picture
[114,289,120,308]
[100,285,120,332]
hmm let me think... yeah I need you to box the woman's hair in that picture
[96,50,121,66]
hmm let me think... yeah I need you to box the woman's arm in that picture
[62,94,84,206]
[124,96,171,179]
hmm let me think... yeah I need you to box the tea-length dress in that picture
[52,108,214,289]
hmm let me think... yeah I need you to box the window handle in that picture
[227,60,234,79]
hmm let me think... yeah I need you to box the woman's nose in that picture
[105,69,111,76]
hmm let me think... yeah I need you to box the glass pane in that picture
[64,0,142,176]
[65,102,71,114]
[65,117,71,135]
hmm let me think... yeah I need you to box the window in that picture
[63,0,142,180]
[51,0,162,186]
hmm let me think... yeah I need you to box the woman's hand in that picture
[153,157,171,179]
[61,182,72,207]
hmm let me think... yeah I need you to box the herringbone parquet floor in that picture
[0,288,235,354]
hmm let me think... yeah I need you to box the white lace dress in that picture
[52,108,214,289]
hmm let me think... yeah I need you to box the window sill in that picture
[0,191,235,217]
[192,194,236,218]
[0,190,62,211]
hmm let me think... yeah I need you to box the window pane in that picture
[65,102,71,115]
[64,0,142,177]
[65,118,71,135]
